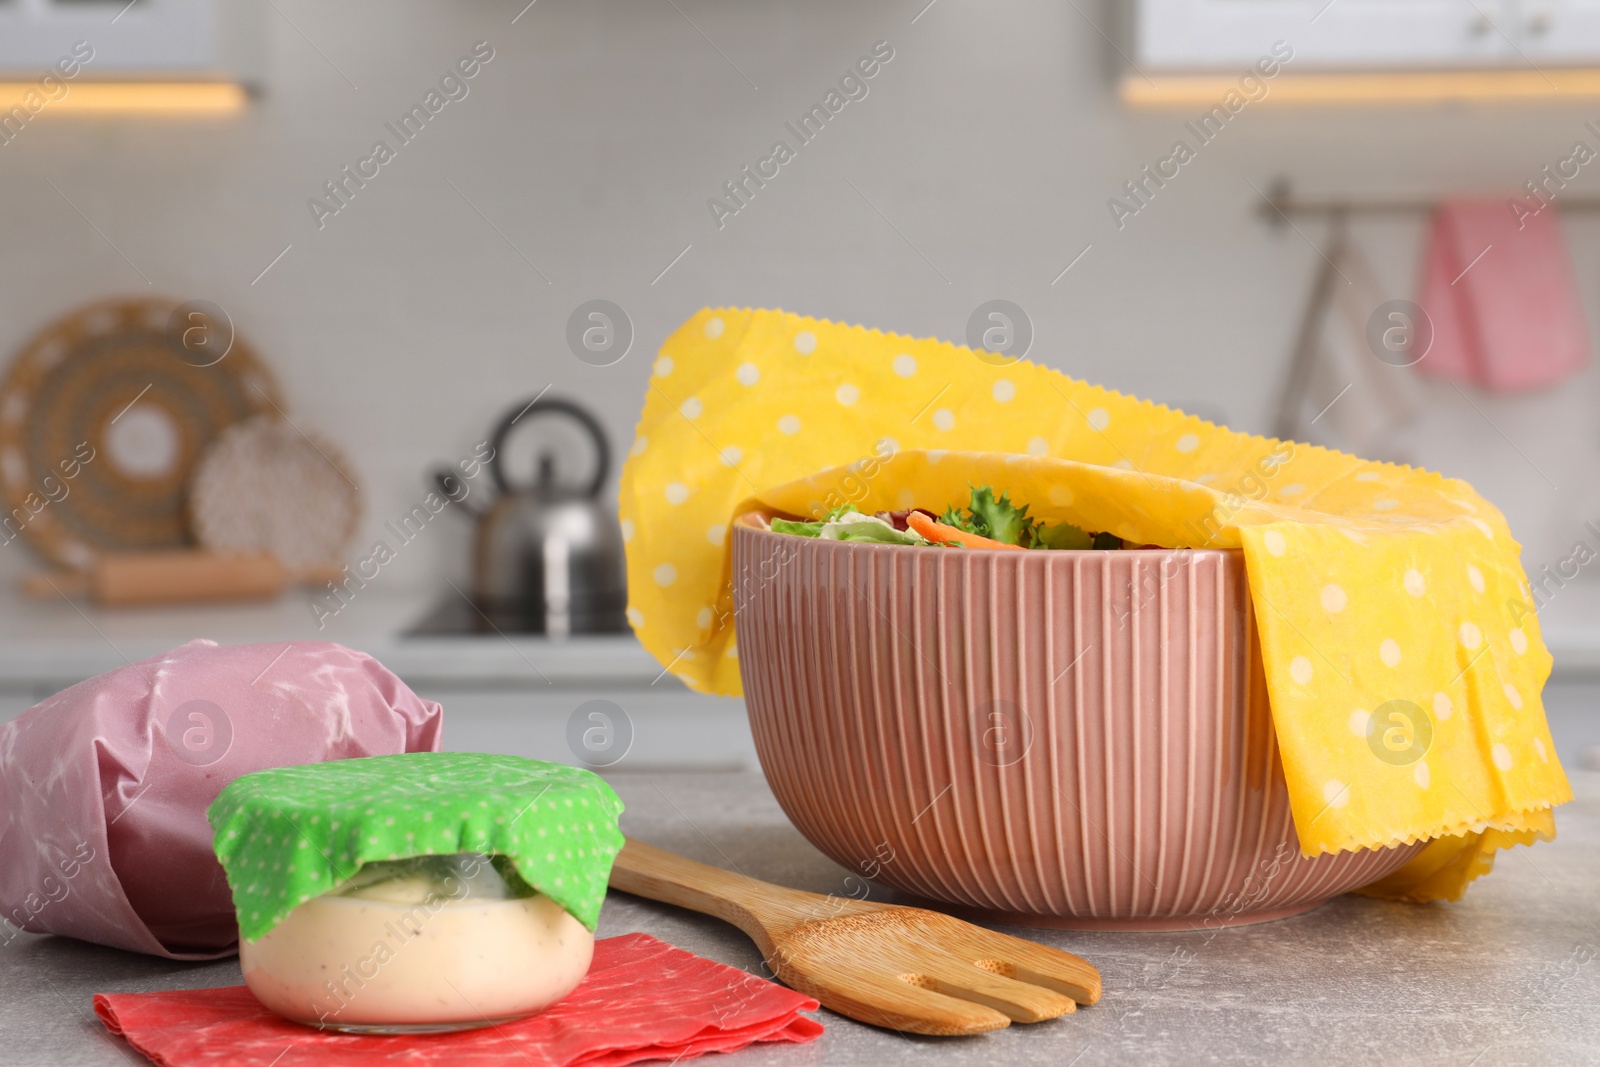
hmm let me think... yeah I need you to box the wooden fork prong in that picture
[919,964,1079,1023]
[799,971,1014,1036]
[974,938,1103,1005]
[608,838,1105,1035]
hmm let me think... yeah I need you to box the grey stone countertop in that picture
[3,770,1598,1067]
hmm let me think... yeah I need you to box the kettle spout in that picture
[433,469,487,519]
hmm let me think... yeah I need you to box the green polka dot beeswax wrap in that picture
[208,753,624,941]
[619,307,1572,904]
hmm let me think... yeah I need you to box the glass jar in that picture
[239,852,594,1033]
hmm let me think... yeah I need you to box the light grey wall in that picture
[1,0,1598,597]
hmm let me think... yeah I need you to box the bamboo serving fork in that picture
[608,837,1101,1036]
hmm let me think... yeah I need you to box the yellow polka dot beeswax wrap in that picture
[619,307,1571,902]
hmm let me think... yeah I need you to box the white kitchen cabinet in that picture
[0,590,768,772]
[418,686,761,773]
[0,681,761,771]
[1134,0,1600,69]
[1545,680,1600,767]
[0,0,263,80]
[1520,0,1600,61]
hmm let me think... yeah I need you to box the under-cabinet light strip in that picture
[0,81,247,114]
[1123,68,1600,106]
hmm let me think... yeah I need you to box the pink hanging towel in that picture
[1415,198,1590,392]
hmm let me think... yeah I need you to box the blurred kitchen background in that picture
[3,0,1600,769]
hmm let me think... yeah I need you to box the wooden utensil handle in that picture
[21,570,88,599]
[609,837,865,945]
[20,554,348,605]
[95,552,286,604]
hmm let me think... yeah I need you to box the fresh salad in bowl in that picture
[767,485,1134,551]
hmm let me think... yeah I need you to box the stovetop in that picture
[403,594,630,637]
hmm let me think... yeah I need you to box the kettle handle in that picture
[488,395,611,498]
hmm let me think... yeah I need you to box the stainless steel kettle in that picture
[435,396,627,636]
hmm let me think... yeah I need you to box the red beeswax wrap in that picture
[95,933,824,1067]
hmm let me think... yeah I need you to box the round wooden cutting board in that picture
[190,414,362,569]
[0,298,282,567]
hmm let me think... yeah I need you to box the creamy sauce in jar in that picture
[241,878,593,1031]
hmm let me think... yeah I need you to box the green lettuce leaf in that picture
[967,486,1033,545]
[771,518,824,537]
[1032,521,1094,550]
[939,505,980,536]
[771,503,860,538]
[823,520,928,545]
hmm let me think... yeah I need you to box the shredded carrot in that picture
[906,511,1024,550]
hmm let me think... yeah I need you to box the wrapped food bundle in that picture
[620,308,1571,906]
[208,753,625,1031]
[0,640,442,958]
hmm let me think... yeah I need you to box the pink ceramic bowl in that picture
[731,513,1422,930]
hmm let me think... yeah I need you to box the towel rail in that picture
[1257,178,1600,227]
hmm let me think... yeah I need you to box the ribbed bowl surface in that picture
[731,516,1422,930]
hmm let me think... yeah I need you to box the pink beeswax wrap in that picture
[0,640,441,959]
